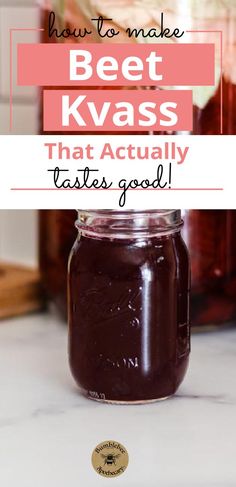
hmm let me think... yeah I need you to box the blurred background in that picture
[0,210,37,265]
[0,210,42,319]
[0,0,38,135]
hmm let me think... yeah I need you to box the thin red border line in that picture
[186,30,223,134]
[9,28,44,132]
[10,188,224,191]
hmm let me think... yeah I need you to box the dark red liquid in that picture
[184,210,236,327]
[68,232,190,402]
[193,78,236,135]
[156,78,236,136]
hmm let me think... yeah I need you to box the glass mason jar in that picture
[183,210,236,329]
[39,210,77,318]
[68,210,190,404]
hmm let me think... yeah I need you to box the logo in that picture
[79,286,141,324]
[91,440,129,478]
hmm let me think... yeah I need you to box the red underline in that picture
[186,30,222,33]
[10,28,45,32]
[11,188,224,191]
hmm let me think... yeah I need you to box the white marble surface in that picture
[0,312,236,486]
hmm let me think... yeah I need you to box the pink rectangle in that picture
[18,43,214,87]
[43,89,193,132]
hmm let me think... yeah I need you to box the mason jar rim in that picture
[76,209,183,239]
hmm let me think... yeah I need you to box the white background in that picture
[0,134,233,209]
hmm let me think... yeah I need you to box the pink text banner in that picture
[43,89,193,132]
[18,43,215,87]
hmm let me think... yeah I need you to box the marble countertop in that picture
[0,312,236,487]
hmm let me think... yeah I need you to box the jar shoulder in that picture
[68,233,189,276]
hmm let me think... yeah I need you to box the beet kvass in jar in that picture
[186,1,236,135]
[68,210,190,404]
[183,210,236,329]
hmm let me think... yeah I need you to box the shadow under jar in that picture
[68,210,190,404]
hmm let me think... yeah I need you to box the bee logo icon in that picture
[101,453,120,466]
[91,440,129,478]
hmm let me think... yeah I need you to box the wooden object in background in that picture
[0,263,45,320]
